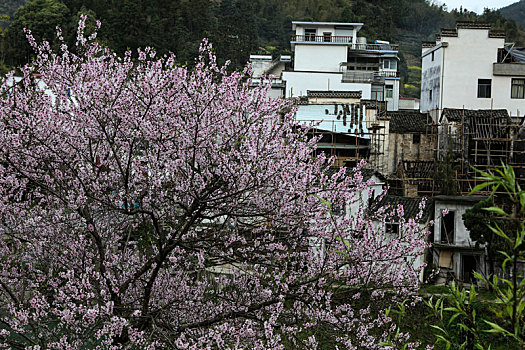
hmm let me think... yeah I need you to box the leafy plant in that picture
[426,164,525,349]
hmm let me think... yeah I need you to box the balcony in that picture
[292,34,353,43]
[291,35,398,50]
[493,63,525,76]
[341,70,399,83]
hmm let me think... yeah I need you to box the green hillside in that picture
[1,0,524,97]
[500,0,525,30]
[0,0,27,28]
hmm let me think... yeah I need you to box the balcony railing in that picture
[341,70,399,83]
[292,34,353,43]
[291,35,398,50]
[376,71,399,78]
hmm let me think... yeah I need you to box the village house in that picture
[251,21,401,111]
[383,111,436,196]
[248,54,290,99]
[420,22,525,123]
[292,90,391,168]
[284,21,401,112]
[369,194,433,282]
[431,195,488,285]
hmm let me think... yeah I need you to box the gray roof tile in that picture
[387,111,431,133]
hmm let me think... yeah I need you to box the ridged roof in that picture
[441,109,511,139]
[441,108,509,122]
[387,111,431,133]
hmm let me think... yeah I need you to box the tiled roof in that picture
[441,28,458,37]
[441,108,509,122]
[456,22,491,29]
[387,111,431,133]
[441,108,511,139]
[324,166,386,183]
[370,195,433,222]
[402,161,435,179]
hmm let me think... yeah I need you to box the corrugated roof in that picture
[504,46,525,63]
[387,111,431,133]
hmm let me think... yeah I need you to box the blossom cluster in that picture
[0,16,429,349]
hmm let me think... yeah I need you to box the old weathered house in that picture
[369,195,433,282]
[431,196,488,284]
[438,108,525,190]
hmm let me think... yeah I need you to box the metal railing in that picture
[291,35,398,50]
[341,70,399,83]
[291,34,353,43]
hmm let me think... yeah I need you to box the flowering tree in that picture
[0,17,429,349]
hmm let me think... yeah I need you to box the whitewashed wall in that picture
[421,29,523,118]
[293,45,348,72]
[282,71,372,98]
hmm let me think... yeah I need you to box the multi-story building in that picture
[280,21,401,111]
[420,22,525,122]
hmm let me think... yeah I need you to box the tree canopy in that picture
[1,0,524,75]
[0,18,429,348]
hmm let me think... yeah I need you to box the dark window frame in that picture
[413,134,421,144]
[386,222,400,235]
[385,85,393,99]
[511,78,525,99]
[477,79,492,98]
[304,28,317,41]
[441,211,455,243]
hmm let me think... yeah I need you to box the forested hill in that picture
[1,0,524,96]
[500,0,525,29]
[0,0,26,28]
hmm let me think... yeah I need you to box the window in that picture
[462,255,477,282]
[386,222,400,235]
[371,85,384,101]
[331,203,345,216]
[413,134,421,144]
[305,28,316,41]
[431,51,434,61]
[385,85,393,99]
[383,59,397,70]
[429,89,433,101]
[440,211,455,243]
[511,78,525,99]
[477,79,492,98]
[323,32,331,42]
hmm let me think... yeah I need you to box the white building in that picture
[420,22,525,122]
[248,54,290,99]
[281,21,401,111]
